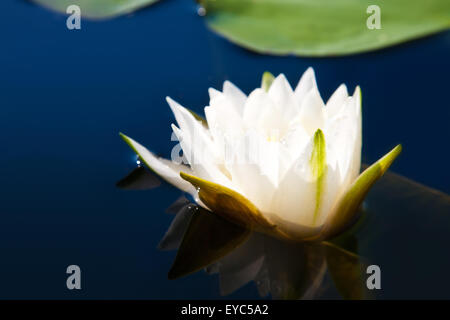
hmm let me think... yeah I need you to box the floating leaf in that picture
[168,206,251,279]
[199,0,450,56]
[31,0,159,19]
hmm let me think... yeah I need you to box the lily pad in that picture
[31,0,159,19]
[199,0,450,56]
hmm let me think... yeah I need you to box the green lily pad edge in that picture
[199,0,450,56]
[31,0,159,19]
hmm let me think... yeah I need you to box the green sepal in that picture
[261,71,275,92]
[322,144,402,239]
[310,129,327,225]
[187,109,208,128]
[119,132,155,173]
[180,172,275,231]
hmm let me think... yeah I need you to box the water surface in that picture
[0,0,449,299]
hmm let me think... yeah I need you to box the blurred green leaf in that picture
[31,0,159,19]
[168,206,251,279]
[199,0,450,56]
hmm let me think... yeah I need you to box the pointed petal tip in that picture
[314,128,324,137]
[118,131,127,139]
[313,128,326,146]
[380,144,402,171]
[339,83,348,94]
[208,87,220,99]
[166,96,179,114]
[304,67,316,78]
[119,132,135,148]
[166,97,185,113]
[180,171,189,180]
[272,73,289,84]
[222,80,232,90]
[171,123,182,135]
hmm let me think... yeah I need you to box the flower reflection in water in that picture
[158,196,370,299]
[117,165,450,299]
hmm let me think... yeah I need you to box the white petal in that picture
[207,95,245,175]
[317,149,342,225]
[270,135,342,231]
[295,87,325,135]
[167,96,235,190]
[325,84,348,119]
[171,124,230,188]
[324,89,360,185]
[223,80,247,116]
[120,134,195,194]
[244,89,286,135]
[166,97,220,166]
[280,125,310,165]
[270,138,317,227]
[268,74,299,120]
[209,95,244,134]
[208,87,222,100]
[166,97,212,144]
[243,89,269,126]
[227,160,276,215]
[347,86,362,183]
[294,67,317,106]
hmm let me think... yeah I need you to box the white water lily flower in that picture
[121,68,401,241]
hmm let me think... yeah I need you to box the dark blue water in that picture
[0,0,449,298]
